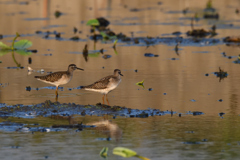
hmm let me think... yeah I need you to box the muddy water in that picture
[1,0,240,159]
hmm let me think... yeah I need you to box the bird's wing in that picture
[35,71,65,82]
[83,75,113,89]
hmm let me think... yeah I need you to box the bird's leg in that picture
[55,86,59,97]
[55,95,58,102]
[102,95,105,105]
[106,94,110,106]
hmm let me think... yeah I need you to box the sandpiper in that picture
[35,64,84,96]
[81,69,123,105]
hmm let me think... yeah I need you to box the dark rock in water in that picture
[203,13,219,19]
[136,112,148,118]
[55,33,61,38]
[27,49,38,53]
[73,27,78,34]
[228,56,232,59]
[222,52,226,57]
[218,99,223,102]
[100,48,104,54]
[35,31,42,34]
[134,38,139,44]
[130,8,139,12]
[26,86,31,91]
[28,57,32,64]
[54,10,62,18]
[179,113,181,117]
[193,111,204,116]
[135,69,138,73]
[205,73,209,76]
[187,29,210,37]
[148,88,153,91]
[144,53,157,57]
[70,36,79,41]
[172,31,182,36]
[219,112,225,116]
[171,58,176,60]
[0,34,3,39]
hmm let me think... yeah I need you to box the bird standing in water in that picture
[81,69,123,105]
[35,64,84,97]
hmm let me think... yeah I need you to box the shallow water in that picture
[1,0,240,159]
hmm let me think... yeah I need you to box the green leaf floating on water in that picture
[99,147,108,158]
[0,42,11,50]
[113,147,137,158]
[14,40,32,50]
[15,50,32,56]
[113,147,150,160]
[86,19,100,26]
[0,50,10,56]
[136,80,144,88]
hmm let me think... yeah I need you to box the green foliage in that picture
[136,80,144,88]
[113,147,150,160]
[0,50,10,56]
[99,147,108,158]
[86,19,100,26]
[0,33,32,56]
[0,42,11,50]
[113,147,137,158]
[14,40,32,50]
[100,32,117,40]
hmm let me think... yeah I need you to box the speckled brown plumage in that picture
[35,71,70,82]
[82,69,123,105]
[82,75,113,90]
[34,64,84,97]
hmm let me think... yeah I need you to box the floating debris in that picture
[28,57,32,64]
[192,111,204,116]
[144,53,159,57]
[73,27,78,34]
[214,67,228,82]
[148,88,153,91]
[54,10,62,18]
[102,55,112,59]
[219,112,225,116]
[70,36,80,41]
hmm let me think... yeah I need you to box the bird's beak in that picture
[76,67,84,71]
[119,72,123,76]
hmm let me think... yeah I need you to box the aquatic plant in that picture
[0,32,32,56]
[136,80,144,88]
[113,147,150,160]
[99,147,108,158]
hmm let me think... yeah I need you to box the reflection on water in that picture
[1,115,240,160]
[1,0,240,159]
